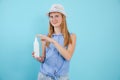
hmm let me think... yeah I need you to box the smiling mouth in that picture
[53,22,57,24]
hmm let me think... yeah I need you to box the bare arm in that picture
[53,33,76,61]
[38,33,76,61]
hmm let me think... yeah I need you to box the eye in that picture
[55,15,59,18]
[49,16,53,19]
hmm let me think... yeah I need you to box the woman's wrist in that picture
[41,55,45,58]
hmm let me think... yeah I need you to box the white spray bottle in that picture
[34,37,40,57]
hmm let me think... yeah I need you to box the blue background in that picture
[0,0,120,80]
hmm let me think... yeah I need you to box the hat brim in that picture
[47,11,66,17]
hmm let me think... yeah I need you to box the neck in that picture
[54,26,61,34]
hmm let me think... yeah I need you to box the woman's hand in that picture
[32,52,45,63]
[36,34,55,43]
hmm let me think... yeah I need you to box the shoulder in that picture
[70,33,76,39]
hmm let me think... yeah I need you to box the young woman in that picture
[32,4,76,80]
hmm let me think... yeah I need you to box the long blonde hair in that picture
[46,13,72,47]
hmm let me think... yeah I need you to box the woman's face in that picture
[49,12,62,27]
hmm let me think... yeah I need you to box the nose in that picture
[52,16,57,20]
[52,17,57,22]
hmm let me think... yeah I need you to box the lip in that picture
[52,22,58,24]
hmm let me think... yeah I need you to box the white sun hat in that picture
[47,4,67,16]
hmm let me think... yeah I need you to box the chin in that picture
[53,26,60,28]
[52,24,60,27]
